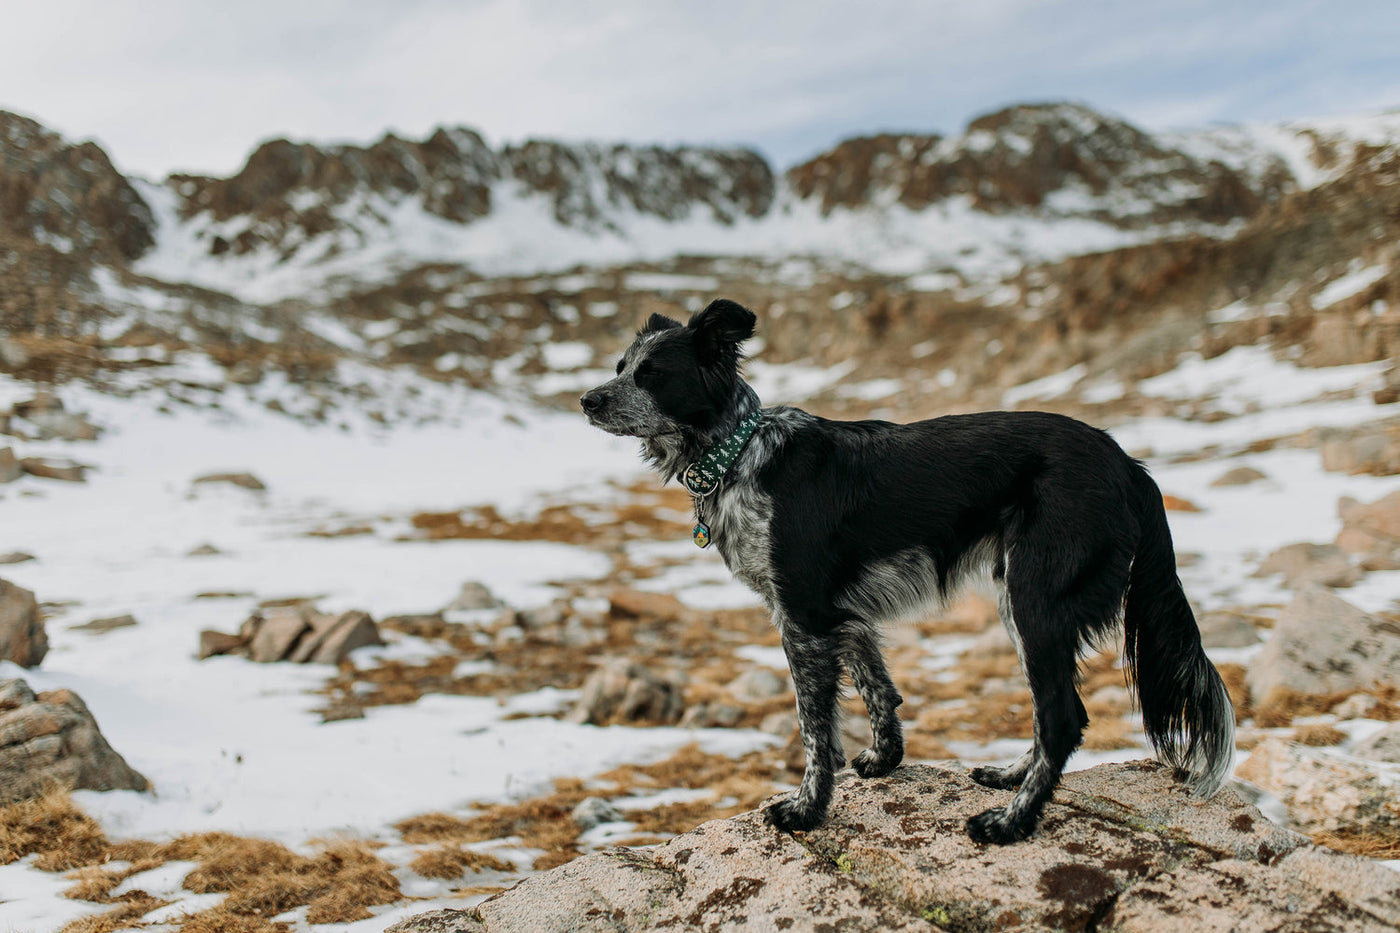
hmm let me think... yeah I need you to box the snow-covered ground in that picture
[3,341,1400,930]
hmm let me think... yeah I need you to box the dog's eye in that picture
[615,359,625,375]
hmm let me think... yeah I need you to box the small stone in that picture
[568,659,685,725]
[186,543,223,557]
[1352,722,1400,763]
[69,614,138,634]
[1331,693,1379,719]
[607,588,687,620]
[20,457,87,482]
[1211,465,1269,487]
[307,610,383,664]
[1253,542,1361,589]
[727,667,788,702]
[1196,609,1261,649]
[571,796,624,830]
[0,448,20,484]
[198,629,248,660]
[192,471,267,491]
[447,581,499,612]
[0,578,46,668]
[249,607,311,663]
[0,552,34,565]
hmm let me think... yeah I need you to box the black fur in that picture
[581,299,1235,843]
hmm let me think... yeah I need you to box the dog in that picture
[580,298,1235,844]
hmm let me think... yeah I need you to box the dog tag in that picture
[692,520,712,548]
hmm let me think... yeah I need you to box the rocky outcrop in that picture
[200,605,383,664]
[0,678,148,803]
[0,110,155,262]
[170,128,774,261]
[387,760,1400,933]
[0,577,46,667]
[786,103,1290,227]
[1246,586,1400,701]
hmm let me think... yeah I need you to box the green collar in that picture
[682,410,764,498]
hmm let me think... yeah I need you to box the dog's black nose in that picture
[580,390,607,414]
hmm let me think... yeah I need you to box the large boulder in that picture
[1252,542,1360,589]
[386,761,1400,933]
[0,678,148,803]
[1246,587,1400,701]
[0,577,46,668]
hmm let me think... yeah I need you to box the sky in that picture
[3,0,1399,180]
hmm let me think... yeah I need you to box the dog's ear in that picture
[639,313,683,335]
[688,299,756,362]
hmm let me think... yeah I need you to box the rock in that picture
[68,613,138,634]
[1336,491,1400,570]
[0,578,46,668]
[1252,542,1360,588]
[0,447,20,483]
[249,607,311,663]
[201,606,382,664]
[570,796,624,830]
[0,678,149,804]
[1195,609,1260,649]
[1246,587,1400,701]
[448,581,499,612]
[1210,465,1268,486]
[11,394,101,441]
[1352,722,1400,763]
[197,629,248,660]
[607,588,688,621]
[678,701,744,728]
[20,457,87,482]
[192,471,267,491]
[186,543,223,557]
[1236,737,1400,835]
[566,659,685,726]
[306,610,383,664]
[1320,428,1400,476]
[382,761,1394,933]
[0,552,35,564]
[726,667,788,702]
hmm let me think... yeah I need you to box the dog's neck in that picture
[642,380,761,483]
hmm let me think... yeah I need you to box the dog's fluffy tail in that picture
[1123,467,1236,797]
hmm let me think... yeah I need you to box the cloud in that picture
[1,0,1397,177]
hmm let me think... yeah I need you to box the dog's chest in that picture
[708,481,776,602]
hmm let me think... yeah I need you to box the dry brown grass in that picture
[1313,828,1400,860]
[176,907,292,933]
[1081,717,1138,751]
[408,844,514,879]
[175,835,398,924]
[1216,663,1250,723]
[0,788,109,872]
[1292,724,1348,746]
[396,778,596,871]
[57,894,168,933]
[1253,685,1400,728]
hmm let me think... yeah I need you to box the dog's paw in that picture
[851,747,901,779]
[763,796,827,833]
[965,807,1034,845]
[969,764,1021,790]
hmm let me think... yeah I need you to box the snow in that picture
[1312,262,1390,310]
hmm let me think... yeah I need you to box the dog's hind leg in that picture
[967,583,1089,844]
[970,586,1034,791]
[765,618,844,832]
[839,622,904,778]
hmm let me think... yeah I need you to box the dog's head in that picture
[580,299,756,444]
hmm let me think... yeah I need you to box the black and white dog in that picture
[580,299,1235,844]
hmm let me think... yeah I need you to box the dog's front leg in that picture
[765,619,844,833]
